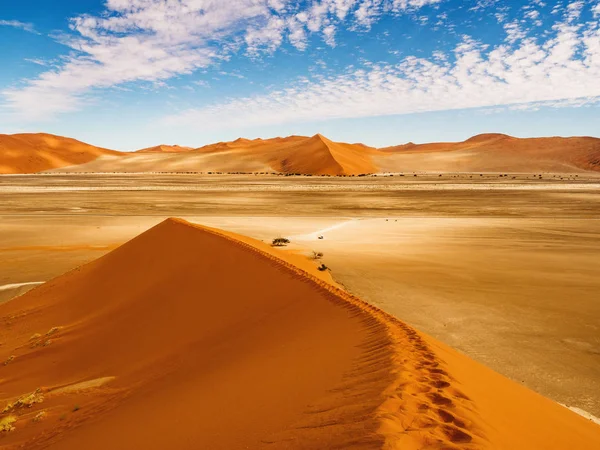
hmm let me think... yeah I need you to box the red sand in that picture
[6,132,599,175]
[0,133,120,174]
[0,218,598,449]
[135,144,193,153]
[193,133,378,175]
[379,133,600,173]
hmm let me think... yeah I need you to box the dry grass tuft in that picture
[29,327,62,348]
[3,355,14,366]
[32,411,46,423]
[0,415,17,432]
[46,326,63,337]
[2,389,44,414]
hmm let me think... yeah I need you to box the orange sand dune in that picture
[48,134,377,175]
[0,218,598,449]
[377,133,600,173]
[194,133,377,175]
[0,134,600,175]
[3,132,600,174]
[135,144,194,153]
[0,133,120,174]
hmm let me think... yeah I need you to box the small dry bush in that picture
[272,237,290,247]
[2,389,44,414]
[311,251,324,260]
[0,416,16,432]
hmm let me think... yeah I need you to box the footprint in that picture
[443,425,473,444]
[429,393,454,407]
[437,409,455,423]
[431,380,451,389]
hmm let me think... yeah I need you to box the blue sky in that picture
[1,0,599,150]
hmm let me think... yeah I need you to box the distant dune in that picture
[135,144,194,153]
[1,132,599,175]
[0,133,120,174]
[193,133,377,175]
[50,134,377,175]
[377,133,600,173]
[0,218,598,449]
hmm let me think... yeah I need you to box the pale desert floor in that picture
[1,173,600,418]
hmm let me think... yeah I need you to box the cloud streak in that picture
[0,19,39,34]
[2,0,440,120]
[165,4,600,129]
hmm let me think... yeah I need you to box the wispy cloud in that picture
[24,58,49,66]
[165,3,600,129]
[0,19,39,35]
[1,0,440,120]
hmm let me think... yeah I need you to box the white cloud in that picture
[566,1,584,22]
[354,0,381,28]
[0,19,39,34]
[246,16,286,54]
[24,58,48,66]
[504,21,527,44]
[164,14,600,129]
[592,3,600,18]
[3,1,275,120]
[287,17,308,50]
[2,0,440,120]
[322,24,337,46]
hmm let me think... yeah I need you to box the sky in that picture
[1,0,599,150]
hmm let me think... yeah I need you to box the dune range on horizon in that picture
[0,218,598,449]
[1,132,599,175]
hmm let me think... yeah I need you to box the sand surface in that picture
[3,132,600,175]
[1,217,599,449]
[377,134,600,173]
[1,173,600,447]
[0,134,119,174]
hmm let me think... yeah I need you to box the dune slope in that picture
[49,134,377,175]
[377,133,600,173]
[134,144,194,153]
[1,218,599,449]
[0,219,405,449]
[266,134,377,175]
[0,133,120,174]
[4,132,600,174]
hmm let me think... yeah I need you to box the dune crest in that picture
[134,144,193,153]
[3,132,600,174]
[377,133,600,172]
[0,133,120,174]
[1,218,598,448]
[0,218,461,448]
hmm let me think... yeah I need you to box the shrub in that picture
[317,263,328,271]
[311,251,323,260]
[272,237,290,247]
